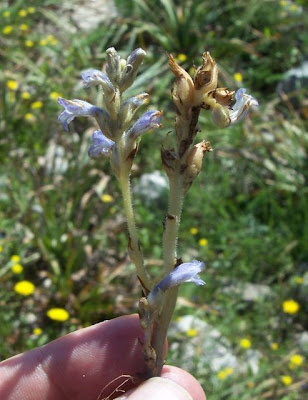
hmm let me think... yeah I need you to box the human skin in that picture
[0,314,206,400]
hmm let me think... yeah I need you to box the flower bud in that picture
[105,47,121,86]
[168,54,195,119]
[183,141,212,192]
[120,48,147,92]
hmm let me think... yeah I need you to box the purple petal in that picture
[88,130,115,158]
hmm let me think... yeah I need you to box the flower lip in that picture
[57,97,103,131]
[88,130,115,158]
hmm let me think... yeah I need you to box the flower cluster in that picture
[168,52,258,129]
[58,48,163,176]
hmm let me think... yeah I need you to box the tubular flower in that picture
[148,260,205,306]
[57,97,105,131]
[81,69,114,93]
[127,110,163,138]
[88,130,115,158]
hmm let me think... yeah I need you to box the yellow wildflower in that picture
[46,34,58,45]
[190,227,198,235]
[49,91,60,101]
[289,354,303,369]
[47,308,69,322]
[33,327,42,336]
[271,342,279,350]
[0,245,3,252]
[282,299,299,315]
[234,72,243,83]
[19,24,28,31]
[18,9,27,17]
[39,39,47,46]
[281,375,292,386]
[3,11,11,18]
[11,264,23,274]
[3,25,13,35]
[198,238,208,247]
[24,113,36,122]
[14,280,35,296]
[217,367,233,380]
[176,53,187,62]
[27,7,36,14]
[11,255,20,263]
[25,39,34,47]
[6,80,18,91]
[187,328,198,337]
[21,91,31,100]
[240,338,251,349]
[31,101,43,109]
[294,276,303,285]
[101,194,113,203]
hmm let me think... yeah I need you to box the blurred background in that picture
[0,0,307,398]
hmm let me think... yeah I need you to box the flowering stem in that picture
[117,140,151,291]
[150,164,185,376]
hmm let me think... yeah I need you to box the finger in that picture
[161,365,206,400]
[0,314,147,400]
[115,366,206,400]
[115,377,194,400]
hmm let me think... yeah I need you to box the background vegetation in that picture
[0,0,307,398]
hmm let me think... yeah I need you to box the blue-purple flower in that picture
[88,130,115,158]
[147,260,205,306]
[58,97,103,131]
[81,69,114,93]
[127,110,163,138]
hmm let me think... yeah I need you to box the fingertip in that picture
[160,365,206,400]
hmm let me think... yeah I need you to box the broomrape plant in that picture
[58,47,258,378]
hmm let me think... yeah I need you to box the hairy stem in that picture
[150,164,185,376]
[117,139,151,291]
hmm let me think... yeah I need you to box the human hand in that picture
[0,314,206,400]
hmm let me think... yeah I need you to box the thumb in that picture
[116,377,193,400]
